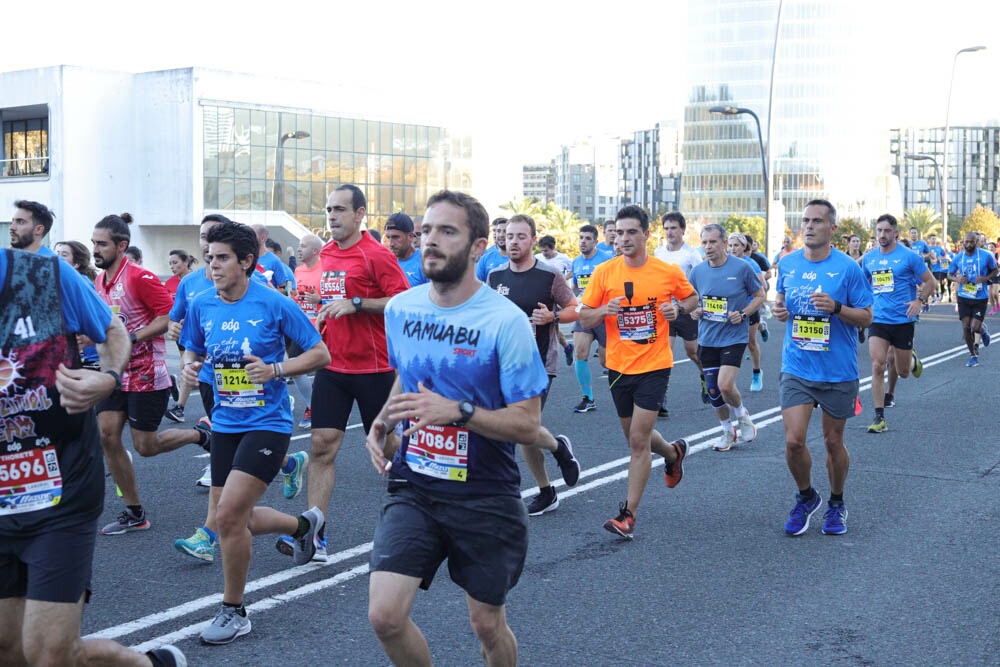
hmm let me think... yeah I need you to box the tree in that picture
[960,205,1000,241]
[835,217,870,251]
[498,197,546,219]
[721,214,766,246]
[538,206,583,257]
[903,206,942,239]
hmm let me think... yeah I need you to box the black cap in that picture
[385,213,414,234]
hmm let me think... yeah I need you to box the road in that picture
[82,304,999,666]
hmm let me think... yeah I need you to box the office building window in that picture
[2,116,48,177]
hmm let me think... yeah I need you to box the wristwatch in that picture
[104,370,123,392]
[351,296,363,312]
[129,332,138,344]
[456,400,476,427]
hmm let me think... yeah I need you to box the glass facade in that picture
[890,126,1000,220]
[201,104,469,232]
[682,0,868,233]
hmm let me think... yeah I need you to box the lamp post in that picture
[709,105,768,221]
[942,45,986,243]
[272,130,310,211]
[904,154,944,235]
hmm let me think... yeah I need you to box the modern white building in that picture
[0,66,469,274]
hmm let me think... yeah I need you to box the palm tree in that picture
[498,197,546,219]
[903,206,942,238]
[538,206,582,256]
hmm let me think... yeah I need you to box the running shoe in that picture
[298,407,312,430]
[275,534,328,562]
[196,464,211,488]
[553,434,580,487]
[564,342,574,366]
[193,417,212,453]
[293,507,324,565]
[967,355,979,368]
[981,322,991,348]
[169,374,179,402]
[911,349,923,378]
[821,502,849,535]
[200,605,251,645]
[164,404,185,423]
[282,451,309,500]
[750,372,763,392]
[883,393,895,408]
[603,501,635,539]
[866,417,888,433]
[101,508,150,535]
[174,528,216,562]
[713,427,737,452]
[784,491,822,536]
[146,645,187,667]
[657,407,669,419]
[573,397,596,413]
[736,413,757,443]
[526,486,559,516]
[664,439,687,488]
[759,319,769,342]
[700,379,710,404]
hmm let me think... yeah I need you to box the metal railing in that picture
[0,156,49,177]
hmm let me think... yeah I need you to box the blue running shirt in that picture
[180,280,321,434]
[571,249,613,295]
[384,284,548,497]
[475,246,509,282]
[861,245,929,324]
[687,255,761,347]
[949,248,997,301]
[397,249,428,287]
[776,249,873,382]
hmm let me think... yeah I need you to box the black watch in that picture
[104,370,123,392]
[351,296,363,312]
[129,332,138,344]
[456,400,476,427]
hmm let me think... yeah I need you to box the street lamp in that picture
[271,130,311,211]
[904,153,945,234]
[942,45,986,243]
[709,105,769,222]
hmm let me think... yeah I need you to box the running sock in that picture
[292,516,310,539]
[875,407,884,420]
[798,486,817,500]
[753,368,761,375]
[281,457,296,474]
[829,492,844,504]
[195,427,210,448]
[719,419,732,431]
[574,360,593,400]
[127,505,143,517]
[222,601,246,617]
[202,526,217,542]
[731,403,747,418]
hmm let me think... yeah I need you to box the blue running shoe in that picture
[821,502,848,535]
[750,372,763,392]
[981,323,991,348]
[174,527,216,562]
[967,355,979,368]
[282,451,308,500]
[784,491,822,536]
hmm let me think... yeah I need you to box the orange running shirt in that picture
[581,256,695,375]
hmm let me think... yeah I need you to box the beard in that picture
[10,230,33,249]
[423,243,472,285]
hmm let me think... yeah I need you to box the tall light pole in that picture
[904,153,945,233]
[942,45,986,243]
[272,130,310,211]
[710,105,768,221]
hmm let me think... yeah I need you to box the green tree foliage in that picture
[721,214,766,246]
[835,217,870,251]
[960,205,1000,241]
[498,197,583,257]
[903,206,942,239]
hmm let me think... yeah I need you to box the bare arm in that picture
[56,317,130,414]
[134,314,169,341]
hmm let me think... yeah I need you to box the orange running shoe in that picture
[664,439,688,488]
[603,502,635,539]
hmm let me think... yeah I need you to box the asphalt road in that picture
[82,303,999,666]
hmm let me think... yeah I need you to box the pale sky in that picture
[4,0,998,214]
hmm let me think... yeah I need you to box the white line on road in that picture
[100,345,968,649]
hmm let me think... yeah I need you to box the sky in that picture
[4,0,999,214]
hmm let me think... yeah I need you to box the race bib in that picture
[702,295,729,323]
[871,269,894,294]
[297,287,318,317]
[214,361,265,408]
[940,257,950,268]
[617,304,656,343]
[0,447,63,516]
[961,281,979,297]
[320,271,347,304]
[576,274,591,290]
[791,314,831,351]
[406,423,469,482]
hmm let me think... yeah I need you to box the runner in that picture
[927,234,951,303]
[653,211,709,417]
[90,213,212,536]
[947,230,997,367]
[728,232,766,392]
[687,224,765,452]
[290,233,325,428]
[163,249,197,422]
[579,205,697,539]
[773,200,872,536]
[252,224,295,293]
[179,220,330,645]
[0,247,186,666]
[364,190,548,666]
[570,224,613,413]
[475,216,509,280]
[383,212,428,287]
[487,214,581,515]
[534,234,575,365]
[862,214,935,433]
[597,219,617,255]
[9,200,57,255]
